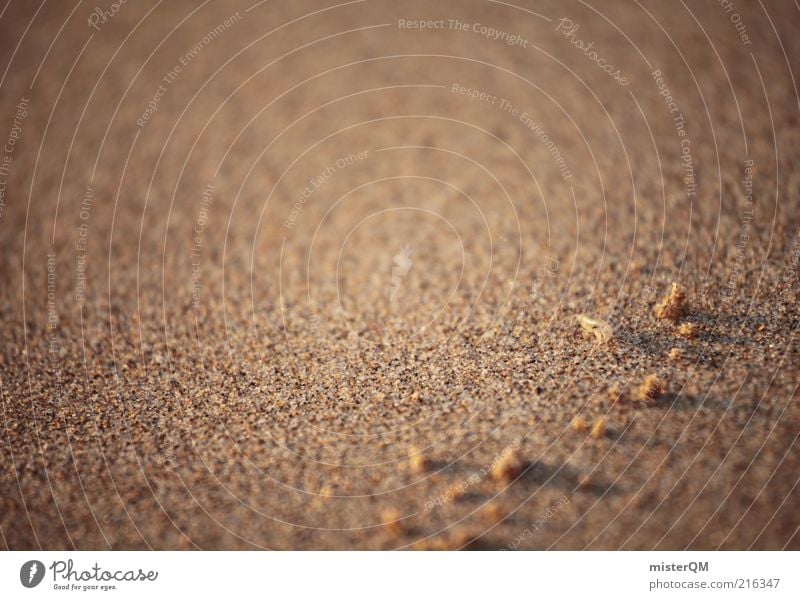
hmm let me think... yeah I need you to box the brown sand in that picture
[1,0,799,550]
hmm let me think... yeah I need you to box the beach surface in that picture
[1,0,799,549]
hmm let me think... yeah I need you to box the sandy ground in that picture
[1,0,799,550]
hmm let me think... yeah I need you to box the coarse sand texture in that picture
[1,0,799,549]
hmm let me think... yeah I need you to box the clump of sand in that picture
[490,447,524,483]
[637,375,663,402]
[571,415,588,432]
[591,417,607,439]
[678,322,697,339]
[407,445,430,474]
[655,282,688,320]
[380,508,405,534]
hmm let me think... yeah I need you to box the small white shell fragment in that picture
[576,314,614,344]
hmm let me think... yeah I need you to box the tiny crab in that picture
[576,314,614,344]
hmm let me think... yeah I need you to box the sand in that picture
[1,0,799,549]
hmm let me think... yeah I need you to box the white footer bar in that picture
[1,551,796,599]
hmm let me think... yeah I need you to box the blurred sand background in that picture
[1,0,799,549]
